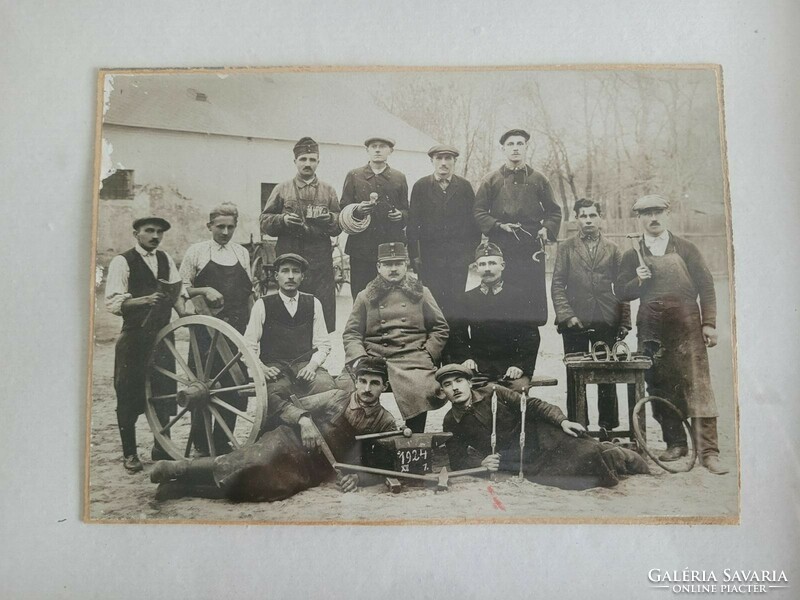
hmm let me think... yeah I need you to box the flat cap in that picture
[499,128,530,145]
[273,253,309,272]
[435,363,474,383]
[132,216,171,231]
[364,136,396,148]
[474,241,503,261]
[632,194,670,212]
[293,136,319,158]
[427,144,459,158]
[355,356,388,380]
[377,242,408,262]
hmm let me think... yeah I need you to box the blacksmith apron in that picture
[214,406,359,502]
[637,246,717,420]
[484,174,548,325]
[189,259,252,453]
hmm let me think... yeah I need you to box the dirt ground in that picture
[87,276,739,523]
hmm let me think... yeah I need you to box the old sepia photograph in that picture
[86,65,738,524]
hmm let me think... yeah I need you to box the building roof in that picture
[103,72,439,152]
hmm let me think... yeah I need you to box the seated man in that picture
[448,242,540,393]
[150,357,398,501]
[343,242,449,433]
[243,253,336,399]
[437,364,649,490]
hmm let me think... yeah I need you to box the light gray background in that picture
[1,1,797,598]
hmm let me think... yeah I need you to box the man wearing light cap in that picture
[243,252,336,400]
[261,136,342,332]
[616,194,727,475]
[105,216,192,472]
[149,356,398,502]
[436,364,649,489]
[407,144,481,328]
[474,128,562,323]
[339,136,409,299]
[447,241,541,391]
[343,242,449,432]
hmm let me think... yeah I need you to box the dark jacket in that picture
[340,164,409,260]
[407,174,480,268]
[448,282,541,377]
[551,233,631,330]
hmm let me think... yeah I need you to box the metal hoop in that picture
[632,396,697,473]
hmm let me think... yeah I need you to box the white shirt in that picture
[180,240,252,288]
[105,244,187,315]
[243,292,331,368]
[643,230,670,257]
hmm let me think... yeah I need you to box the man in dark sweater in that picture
[437,364,649,490]
[448,242,540,392]
[407,144,481,325]
[242,253,336,400]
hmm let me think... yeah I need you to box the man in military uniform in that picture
[343,242,449,433]
[448,242,541,391]
[407,144,481,324]
[616,194,727,474]
[261,137,342,332]
[243,253,336,400]
[437,365,649,489]
[551,198,631,431]
[474,128,562,324]
[339,136,408,299]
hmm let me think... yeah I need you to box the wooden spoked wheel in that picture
[144,315,268,460]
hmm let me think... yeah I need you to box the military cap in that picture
[435,363,474,384]
[377,242,408,262]
[474,241,503,261]
[273,253,309,272]
[293,136,319,158]
[364,136,396,148]
[499,128,531,145]
[132,216,171,231]
[355,356,389,380]
[427,143,460,158]
[632,194,670,213]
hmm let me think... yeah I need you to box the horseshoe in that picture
[590,341,611,362]
[611,341,632,362]
[532,238,548,263]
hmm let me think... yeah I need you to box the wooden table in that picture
[564,355,652,445]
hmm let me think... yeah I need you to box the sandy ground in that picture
[87,276,739,523]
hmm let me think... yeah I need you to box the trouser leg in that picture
[692,417,720,458]
[593,326,620,429]
[405,412,427,433]
[349,257,376,299]
[651,399,688,448]
[117,413,139,458]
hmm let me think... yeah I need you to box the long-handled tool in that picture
[518,386,527,481]
[354,428,413,441]
[625,233,647,268]
[490,385,498,482]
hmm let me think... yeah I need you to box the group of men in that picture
[106,126,727,504]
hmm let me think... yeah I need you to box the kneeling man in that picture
[150,357,398,501]
[243,253,336,399]
[437,364,649,489]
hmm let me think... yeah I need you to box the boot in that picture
[658,445,688,462]
[701,455,729,475]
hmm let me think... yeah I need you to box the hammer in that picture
[625,234,647,268]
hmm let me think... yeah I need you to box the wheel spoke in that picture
[158,405,190,435]
[203,327,220,380]
[189,327,204,378]
[184,428,193,458]
[210,397,255,424]
[163,337,196,382]
[209,351,243,388]
[208,405,241,450]
[203,409,216,459]
[151,365,190,387]
[150,392,178,402]
[213,335,246,385]
[210,382,255,396]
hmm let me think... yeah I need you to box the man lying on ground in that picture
[437,364,649,490]
[150,357,397,502]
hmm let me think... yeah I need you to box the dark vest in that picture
[259,293,315,364]
[121,248,170,332]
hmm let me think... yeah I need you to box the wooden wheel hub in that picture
[176,380,211,408]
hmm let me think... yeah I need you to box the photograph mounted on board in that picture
[86,65,738,524]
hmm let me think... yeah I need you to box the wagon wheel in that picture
[144,315,268,460]
[632,396,697,473]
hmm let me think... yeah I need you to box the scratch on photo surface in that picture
[486,485,506,511]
